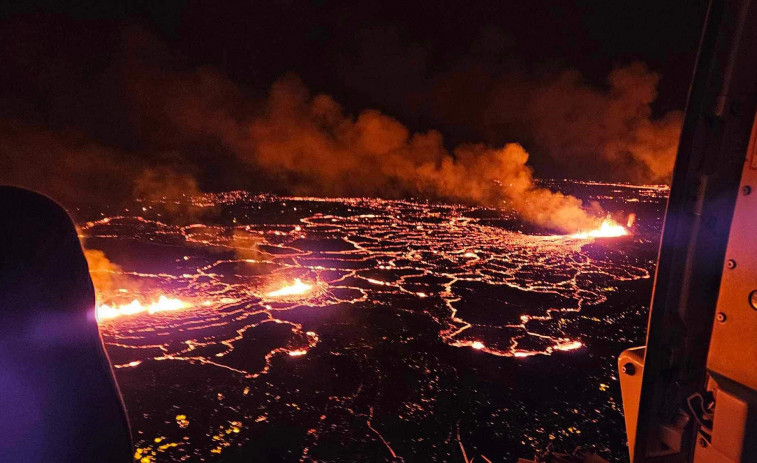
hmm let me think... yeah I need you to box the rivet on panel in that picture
[749,290,757,311]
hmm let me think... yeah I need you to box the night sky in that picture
[0,0,709,208]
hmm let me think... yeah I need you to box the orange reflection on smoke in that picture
[96,295,190,321]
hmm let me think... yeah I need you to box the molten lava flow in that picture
[553,340,583,352]
[288,349,308,356]
[96,295,190,321]
[80,190,663,462]
[570,218,629,239]
[266,278,312,298]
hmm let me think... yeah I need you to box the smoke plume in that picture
[526,63,683,183]
[243,77,600,231]
[83,248,124,304]
[0,25,679,232]
[340,30,684,183]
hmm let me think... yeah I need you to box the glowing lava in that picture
[553,340,583,352]
[288,349,308,356]
[80,188,662,462]
[570,218,629,239]
[96,295,190,321]
[266,278,313,298]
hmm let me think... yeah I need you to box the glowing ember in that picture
[288,349,308,356]
[471,341,485,350]
[266,278,312,298]
[113,360,142,369]
[513,351,538,358]
[570,218,629,239]
[553,340,583,352]
[96,295,189,321]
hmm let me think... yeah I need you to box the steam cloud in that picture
[0,26,680,232]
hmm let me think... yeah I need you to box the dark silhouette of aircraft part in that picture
[0,186,133,463]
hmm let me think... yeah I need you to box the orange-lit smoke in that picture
[0,120,201,217]
[345,42,683,184]
[527,63,682,183]
[0,121,138,209]
[120,37,607,234]
[243,77,602,232]
[83,248,124,304]
[133,167,207,223]
[111,28,610,232]
[0,27,662,233]
[230,229,265,261]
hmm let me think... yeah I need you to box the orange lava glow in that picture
[570,218,629,239]
[288,349,308,356]
[471,341,485,350]
[553,340,583,352]
[266,278,312,298]
[96,295,190,321]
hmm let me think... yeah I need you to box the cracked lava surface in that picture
[82,180,668,462]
